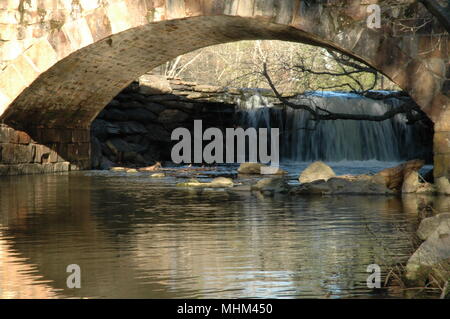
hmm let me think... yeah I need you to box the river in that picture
[0,162,435,299]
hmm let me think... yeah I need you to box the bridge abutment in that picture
[0,124,90,175]
[434,110,450,184]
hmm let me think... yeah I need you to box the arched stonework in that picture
[0,0,448,178]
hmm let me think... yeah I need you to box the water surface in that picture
[0,164,429,299]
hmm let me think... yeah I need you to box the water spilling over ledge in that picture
[236,91,433,163]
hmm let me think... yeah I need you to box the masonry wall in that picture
[91,75,239,169]
[0,125,90,175]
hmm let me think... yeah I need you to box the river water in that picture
[0,162,434,299]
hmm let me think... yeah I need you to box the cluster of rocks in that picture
[291,160,450,196]
[406,213,450,287]
[172,160,450,197]
[91,77,236,170]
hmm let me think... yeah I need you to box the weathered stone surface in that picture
[436,177,450,195]
[291,175,393,195]
[238,163,286,175]
[177,177,234,188]
[150,173,166,178]
[376,160,425,191]
[139,74,173,95]
[402,171,420,193]
[251,177,289,194]
[417,213,450,241]
[406,219,450,284]
[299,161,336,184]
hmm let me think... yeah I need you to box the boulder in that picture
[417,213,450,241]
[298,161,336,184]
[126,168,138,173]
[110,167,127,172]
[209,177,234,188]
[416,183,436,194]
[436,177,450,195]
[290,175,392,195]
[406,219,450,284]
[402,171,420,193]
[290,180,331,195]
[177,177,234,188]
[375,159,425,191]
[237,163,286,175]
[139,162,162,172]
[150,173,166,178]
[251,177,289,194]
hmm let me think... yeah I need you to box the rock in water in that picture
[150,173,166,178]
[177,177,234,188]
[238,163,286,175]
[406,217,450,285]
[436,177,450,195]
[251,178,289,194]
[402,171,420,193]
[298,161,336,184]
[290,175,392,195]
[139,162,162,172]
[209,177,234,188]
[375,159,424,191]
[417,213,450,241]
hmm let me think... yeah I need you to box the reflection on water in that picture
[0,169,445,299]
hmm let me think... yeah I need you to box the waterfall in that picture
[236,91,431,162]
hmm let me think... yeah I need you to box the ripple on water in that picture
[0,164,430,298]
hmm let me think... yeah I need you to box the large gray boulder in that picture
[406,218,450,284]
[417,213,450,241]
[299,161,336,184]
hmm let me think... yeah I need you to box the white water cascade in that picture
[236,91,431,162]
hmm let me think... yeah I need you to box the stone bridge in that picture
[0,0,449,179]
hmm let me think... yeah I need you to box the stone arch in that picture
[0,0,448,177]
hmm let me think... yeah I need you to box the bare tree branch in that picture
[261,62,427,124]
